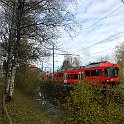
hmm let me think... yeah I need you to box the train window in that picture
[59,74,62,77]
[97,69,102,76]
[85,70,90,76]
[104,67,119,77]
[67,74,71,79]
[91,69,102,76]
[91,70,96,76]
[114,68,119,77]
[105,68,111,77]
[71,74,78,79]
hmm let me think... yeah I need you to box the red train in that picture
[45,61,120,87]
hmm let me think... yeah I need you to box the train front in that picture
[103,65,120,87]
[101,63,120,87]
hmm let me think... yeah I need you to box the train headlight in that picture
[106,80,109,82]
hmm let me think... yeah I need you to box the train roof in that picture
[67,61,118,70]
[66,66,85,70]
[54,61,118,73]
[84,61,118,68]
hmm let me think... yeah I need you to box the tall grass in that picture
[63,83,124,124]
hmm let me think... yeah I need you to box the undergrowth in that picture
[6,89,58,124]
[62,83,124,124]
[15,67,42,96]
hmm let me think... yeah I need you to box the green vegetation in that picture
[3,66,124,124]
[6,89,58,124]
[1,67,59,124]
[0,76,4,84]
[15,67,42,96]
[116,42,124,78]
[119,81,124,88]
[11,67,124,124]
[0,85,8,124]
[62,83,124,124]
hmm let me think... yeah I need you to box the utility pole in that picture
[41,61,43,72]
[53,45,54,74]
[52,45,55,81]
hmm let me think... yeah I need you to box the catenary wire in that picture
[73,31,124,53]
[82,5,124,33]
[90,48,115,56]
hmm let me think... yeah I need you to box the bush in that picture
[63,83,124,124]
[15,67,42,96]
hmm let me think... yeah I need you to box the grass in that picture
[1,67,59,124]
[5,89,59,124]
[0,76,4,84]
[0,71,59,124]
[0,84,9,124]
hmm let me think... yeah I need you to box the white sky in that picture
[40,0,124,71]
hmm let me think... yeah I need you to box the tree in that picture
[60,55,81,71]
[115,42,124,79]
[0,42,4,71]
[61,59,73,71]
[97,55,109,62]
[0,0,79,100]
[72,56,80,67]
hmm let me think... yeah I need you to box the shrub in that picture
[63,83,124,124]
[15,67,42,96]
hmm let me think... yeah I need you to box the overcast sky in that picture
[41,0,124,71]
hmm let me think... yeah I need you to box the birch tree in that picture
[0,0,79,100]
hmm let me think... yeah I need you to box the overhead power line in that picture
[74,31,124,53]
[43,3,124,60]
[80,4,124,34]
[90,48,115,56]
[53,31,124,57]
[59,4,124,54]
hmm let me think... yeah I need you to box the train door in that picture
[78,72,84,83]
[64,73,67,84]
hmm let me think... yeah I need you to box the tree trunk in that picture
[10,66,16,97]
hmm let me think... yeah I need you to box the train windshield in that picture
[104,67,119,77]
